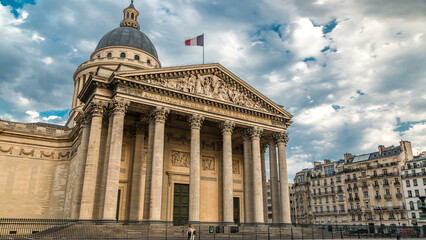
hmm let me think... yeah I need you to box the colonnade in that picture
[71,99,290,224]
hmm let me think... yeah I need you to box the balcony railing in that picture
[394,181,401,186]
[396,193,403,198]
[373,184,380,188]
[375,195,382,199]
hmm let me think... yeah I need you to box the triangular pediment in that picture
[113,63,292,120]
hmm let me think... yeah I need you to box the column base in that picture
[188,220,200,225]
[221,221,236,226]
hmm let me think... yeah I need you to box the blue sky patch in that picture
[356,90,365,95]
[332,105,343,111]
[0,0,36,17]
[323,18,337,34]
[304,57,316,62]
[253,24,283,39]
[39,109,69,118]
[394,118,426,132]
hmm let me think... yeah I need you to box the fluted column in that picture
[269,139,280,223]
[242,132,252,223]
[276,132,291,223]
[260,144,268,223]
[250,127,264,223]
[220,120,235,223]
[79,100,105,219]
[188,114,204,223]
[149,107,169,221]
[102,98,129,220]
[143,119,155,220]
[129,122,146,221]
[71,114,90,219]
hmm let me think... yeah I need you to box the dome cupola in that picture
[120,0,140,30]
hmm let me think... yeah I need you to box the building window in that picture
[418,201,422,209]
[127,12,129,18]
[414,179,418,186]
[406,180,411,187]
[364,191,368,197]
[131,13,134,19]
[120,52,126,58]
[410,201,414,210]
[408,190,412,197]
[362,172,366,177]
[107,52,112,57]
[415,190,420,197]
[373,170,377,176]
[134,55,140,60]
[385,189,390,195]
[412,212,416,219]
[423,178,426,185]
[147,59,151,64]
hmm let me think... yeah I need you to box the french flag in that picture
[185,34,204,46]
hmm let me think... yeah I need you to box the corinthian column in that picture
[102,98,129,220]
[79,100,105,219]
[260,144,268,223]
[250,127,264,223]
[149,107,169,221]
[143,119,155,220]
[276,132,291,224]
[220,120,235,223]
[188,114,204,223]
[269,138,280,223]
[71,114,90,219]
[242,132,252,223]
[129,122,146,221]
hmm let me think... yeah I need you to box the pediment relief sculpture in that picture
[133,73,268,111]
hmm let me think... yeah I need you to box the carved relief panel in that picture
[171,150,190,168]
[202,156,215,171]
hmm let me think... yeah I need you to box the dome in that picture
[95,26,159,59]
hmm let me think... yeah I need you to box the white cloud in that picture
[42,57,53,65]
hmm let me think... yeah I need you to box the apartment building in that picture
[402,154,426,226]
[293,141,415,227]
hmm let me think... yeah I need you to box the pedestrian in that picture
[187,224,196,240]
[397,234,401,240]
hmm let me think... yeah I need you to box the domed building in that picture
[0,1,292,226]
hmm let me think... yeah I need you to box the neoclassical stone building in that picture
[0,2,292,224]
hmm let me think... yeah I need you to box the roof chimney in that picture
[378,145,385,155]
[324,159,331,164]
[344,153,354,162]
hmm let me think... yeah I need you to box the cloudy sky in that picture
[0,0,425,181]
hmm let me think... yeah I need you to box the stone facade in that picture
[0,2,292,224]
[293,141,416,226]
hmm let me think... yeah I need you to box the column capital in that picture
[151,106,169,123]
[275,131,289,144]
[249,127,263,140]
[109,98,130,115]
[88,99,107,117]
[188,114,205,129]
[261,143,267,154]
[220,120,235,134]
[81,112,91,127]
[133,122,146,135]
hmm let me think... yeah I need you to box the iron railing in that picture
[0,218,424,239]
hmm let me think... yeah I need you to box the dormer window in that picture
[107,52,112,58]
[131,13,134,19]
[134,55,140,60]
[120,53,126,58]
[147,59,151,64]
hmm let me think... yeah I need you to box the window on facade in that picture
[107,52,112,57]
[373,170,377,176]
[412,212,417,219]
[365,202,369,208]
[397,188,401,194]
[414,179,418,186]
[408,190,413,197]
[352,215,355,221]
[418,201,422,209]
[353,174,356,179]
[326,197,329,203]
[376,190,379,196]
[326,206,330,212]
[423,178,426,185]
[385,189,390,195]
[358,214,362,220]
[383,169,387,175]
[324,165,334,176]
[134,55,140,60]
[340,205,345,211]
[383,179,389,185]
[410,201,415,210]
[131,13,134,19]
[339,195,344,201]
[147,59,151,64]
[364,191,368,197]
[127,12,130,18]
[415,190,420,197]
[362,172,366,177]
[406,180,411,187]
[120,52,126,58]
[324,179,327,185]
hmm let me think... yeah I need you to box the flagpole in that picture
[203,33,205,64]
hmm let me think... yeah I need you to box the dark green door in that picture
[173,183,189,224]
[233,197,240,223]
